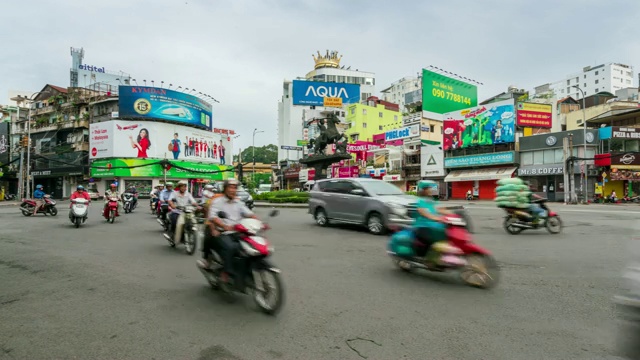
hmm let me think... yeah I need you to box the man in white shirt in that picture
[165,180,200,243]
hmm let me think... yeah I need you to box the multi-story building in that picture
[277,51,375,161]
[535,63,634,100]
[381,76,421,113]
[343,99,402,143]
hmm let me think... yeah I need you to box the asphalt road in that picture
[1,201,638,360]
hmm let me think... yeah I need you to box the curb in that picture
[0,202,19,207]
[254,202,307,209]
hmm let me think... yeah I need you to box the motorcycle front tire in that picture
[49,207,58,216]
[74,217,81,228]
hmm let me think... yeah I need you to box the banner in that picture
[442,99,516,150]
[90,120,223,164]
[0,122,9,164]
[332,166,359,178]
[292,80,360,106]
[517,102,552,128]
[212,128,235,165]
[422,69,478,114]
[90,158,234,180]
[118,86,212,130]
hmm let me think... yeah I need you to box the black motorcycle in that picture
[503,199,562,235]
[122,193,136,213]
[163,205,198,255]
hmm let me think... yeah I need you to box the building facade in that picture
[537,63,634,100]
[344,102,402,143]
[381,76,420,113]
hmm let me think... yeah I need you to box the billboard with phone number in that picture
[422,69,478,114]
[118,86,212,130]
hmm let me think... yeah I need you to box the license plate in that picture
[75,204,85,208]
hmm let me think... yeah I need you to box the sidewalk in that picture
[0,201,19,207]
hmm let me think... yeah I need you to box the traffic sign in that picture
[281,145,303,151]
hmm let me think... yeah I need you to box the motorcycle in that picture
[387,214,499,289]
[163,206,199,255]
[122,192,136,213]
[156,202,170,231]
[622,195,640,203]
[20,195,58,217]
[69,198,89,228]
[198,209,284,314]
[103,196,119,223]
[150,196,159,214]
[503,199,562,235]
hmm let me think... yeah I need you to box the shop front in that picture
[90,159,234,196]
[596,152,640,199]
[444,151,519,200]
[517,165,566,202]
[31,166,87,199]
[283,164,300,190]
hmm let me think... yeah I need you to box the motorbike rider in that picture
[413,180,453,261]
[150,184,163,208]
[69,185,91,219]
[165,180,200,243]
[122,186,138,208]
[526,183,545,223]
[104,183,121,216]
[158,182,174,220]
[197,178,257,285]
[33,184,46,215]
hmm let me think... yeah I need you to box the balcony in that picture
[403,112,421,125]
[32,105,55,115]
[31,119,90,133]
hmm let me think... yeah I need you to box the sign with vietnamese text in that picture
[0,122,9,165]
[323,97,343,108]
[281,145,303,151]
[517,102,552,128]
[422,69,478,114]
[385,125,420,141]
[292,80,360,106]
[444,151,515,168]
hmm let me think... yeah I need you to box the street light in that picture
[252,128,264,185]
[572,85,588,203]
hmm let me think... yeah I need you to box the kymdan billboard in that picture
[442,99,516,151]
[90,120,224,164]
[118,86,213,130]
[292,80,360,106]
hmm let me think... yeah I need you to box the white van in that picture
[255,184,272,195]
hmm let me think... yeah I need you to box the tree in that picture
[235,144,277,164]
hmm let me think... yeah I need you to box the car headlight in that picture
[389,203,407,216]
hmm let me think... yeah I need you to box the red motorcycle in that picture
[103,196,119,223]
[387,214,499,289]
[20,195,58,217]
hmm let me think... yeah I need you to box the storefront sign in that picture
[332,166,359,178]
[444,151,515,168]
[31,170,52,176]
[385,125,420,141]
[299,168,315,182]
[516,102,552,128]
[421,145,445,177]
[517,165,564,176]
[612,127,640,139]
[611,152,640,169]
[445,167,516,182]
[382,174,402,182]
[610,169,640,181]
[545,135,557,146]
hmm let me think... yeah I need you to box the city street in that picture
[0,202,638,360]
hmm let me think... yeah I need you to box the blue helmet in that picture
[417,180,437,191]
[77,185,84,190]
[36,184,43,189]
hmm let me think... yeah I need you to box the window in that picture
[584,74,587,79]
[584,83,586,87]
[440,126,443,134]
[595,79,599,84]
[430,125,435,132]
[595,88,599,93]
[379,112,383,118]
[543,149,555,164]
[522,152,533,165]
[533,151,544,165]
[394,115,398,121]
[362,123,367,128]
[363,109,367,115]
[595,71,598,76]
[378,125,383,131]
[566,87,570,94]
[575,77,579,82]
[351,134,359,142]
[554,149,564,163]
[350,107,355,115]
[566,80,570,85]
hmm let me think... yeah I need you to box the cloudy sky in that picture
[1,0,639,151]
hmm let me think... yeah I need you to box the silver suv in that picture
[308,178,417,235]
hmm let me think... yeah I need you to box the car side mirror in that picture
[269,209,279,217]
[217,211,228,219]
[351,189,366,196]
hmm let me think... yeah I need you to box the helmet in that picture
[202,190,214,199]
[204,184,215,191]
[110,183,117,188]
[76,185,84,191]
[223,178,239,191]
[36,184,43,189]
[165,182,173,187]
[177,180,188,187]
[417,180,438,191]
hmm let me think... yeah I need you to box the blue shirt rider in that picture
[412,180,452,257]
[32,184,46,215]
[159,183,174,202]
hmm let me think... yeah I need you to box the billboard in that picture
[0,122,9,164]
[118,86,213,130]
[422,69,478,114]
[212,128,236,166]
[90,159,233,180]
[516,102,552,128]
[442,100,516,151]
[421,145,445,177]
[292,80,360,106]
[90,120,223,164]
[385,125,420,142]
[444,151,516,168]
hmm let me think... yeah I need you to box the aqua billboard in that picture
[118,86,212,130]
[292,80,360,106]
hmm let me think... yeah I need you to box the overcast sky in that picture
[1,0,639,151]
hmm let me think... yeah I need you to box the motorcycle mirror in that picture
[217,211,228,219]
[268,209,279,217]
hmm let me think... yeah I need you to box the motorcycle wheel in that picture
[184,230,196,255]
[49,207,58,216]
[393,258,414,273]
[21,204,34,216]
[504,217,523,235]
[109,210,115,223]
[252,269,285,315]
[460,254,499,289]
[546,216,562,234]
[74,217,81,228]
[124,204,130,214]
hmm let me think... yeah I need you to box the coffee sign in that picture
[517,166,563,176]
[612,127,640,139]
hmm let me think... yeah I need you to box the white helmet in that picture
[202,190,214,199]
[177,180,188,187]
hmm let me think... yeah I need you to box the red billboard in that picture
[516,102,552,128]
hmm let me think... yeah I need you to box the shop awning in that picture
[444,167,517,182]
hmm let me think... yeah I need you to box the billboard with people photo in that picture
[90,120,223,164]
[442,99,516,151]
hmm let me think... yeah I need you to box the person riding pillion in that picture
[166,180,200,244]
[198,178,258,285]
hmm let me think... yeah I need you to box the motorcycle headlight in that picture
[248,195,253,201]
[389,203,407,216]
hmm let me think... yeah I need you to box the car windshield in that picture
[360,181,405,196]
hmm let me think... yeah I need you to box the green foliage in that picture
[252,190,309,203]
[236,144,277,164]
[406,191,417,196]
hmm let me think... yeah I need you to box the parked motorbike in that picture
[69,198,89,228]
[20,195,58,217]
[163,206,199,255]
[4,193,16,201]
[387,214,499,289]
[198,209,284,314]
[503,199,562,235]
[622,195,640,203]
[103,196,119,223]
[122,192,136,213]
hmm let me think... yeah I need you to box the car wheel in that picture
[315,208,329,226]
[367,212,385,235]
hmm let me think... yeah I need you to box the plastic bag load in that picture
[497,202,530,209]
[388,229,415,257]
[497,178,524,186]
[496,184,529,193]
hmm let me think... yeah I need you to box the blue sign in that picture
[292,80,360,106]
[385,125,420,141]
[118,86,213,130]
[444,151,515,168]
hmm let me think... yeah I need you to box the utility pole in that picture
[568,133,577,204]
[563,136,569,204]
[573,85,588,203]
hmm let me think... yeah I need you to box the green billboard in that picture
[422,69,478,114]
[90,159,234,181]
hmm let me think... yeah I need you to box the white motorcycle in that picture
[70,198,89,228]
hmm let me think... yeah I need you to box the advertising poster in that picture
[332,166,359,178]
[442,100,516,150]
[420,145,445,177]
[118,86,213,130]
[422,69,478,114]
[0,122,9,164]
[292,80,360,106]
[90,120,223,163]
[90,159,234,181]
[516,102,552,128]
[213,128,235,165]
